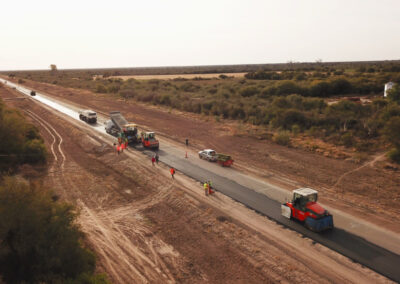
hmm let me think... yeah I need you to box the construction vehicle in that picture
[78,110,97,123]
[140,131,159,150]
[281,188,333,232]
[105,111,139,143]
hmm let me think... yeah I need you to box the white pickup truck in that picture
[78,110,97,124]
[198,149,217,162]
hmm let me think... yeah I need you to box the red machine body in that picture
[282,188,333,232]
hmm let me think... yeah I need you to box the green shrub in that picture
[240,86,258,97]
[387,84,400,103]
[292,124,300,136]
[96,84,107,93]
[341,132,354,147]
[23,139,47,163]
[383,116,400,148]
[273,131,291,146]
[387,148,400,163]
[0,177,109,283]
[119,88,136,99]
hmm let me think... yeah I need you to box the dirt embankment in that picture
[0,84,392,283]
[8,77,400,233]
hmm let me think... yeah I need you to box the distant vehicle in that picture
[198,149,217,162]
[281,188,333,232]
[79,109,97,123]
[30,90,36,96]
[105,111,139,143]
[141,131,159,150]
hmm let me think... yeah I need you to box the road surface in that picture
[2,78,400,282]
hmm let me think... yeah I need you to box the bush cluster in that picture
[0,177,109,283]
[0,100,47,171]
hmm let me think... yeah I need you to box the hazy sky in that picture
[1,0,399,70]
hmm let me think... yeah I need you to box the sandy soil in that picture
[0,85,393,283]
[8,78,400,234]
[100,73,246,80]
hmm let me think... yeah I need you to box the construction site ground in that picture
[7,78,400,234]
[0,82,393,283]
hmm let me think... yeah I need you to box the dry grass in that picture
[105,73,246,80]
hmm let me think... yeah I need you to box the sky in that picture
[0,0,399,70]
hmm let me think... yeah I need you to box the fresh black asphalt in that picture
[139,147,400,282]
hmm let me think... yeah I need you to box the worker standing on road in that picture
[204,182,209,196]
[155,153,159,164]
[151,156,156,166]
[116,144,121,155]
[125,137,128,149]
[170,167,176,179]
[185,138,189,147]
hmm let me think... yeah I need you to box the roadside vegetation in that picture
[0,88,47,171]
[4,61,400,162]
[0,93,108,283]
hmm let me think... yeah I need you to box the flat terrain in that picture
[7,77,400,234]
[107,72,246,80]
[0,82,393,283]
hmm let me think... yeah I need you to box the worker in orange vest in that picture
[170,167,175,179]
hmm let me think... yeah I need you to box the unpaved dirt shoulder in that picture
[0,86,392,283]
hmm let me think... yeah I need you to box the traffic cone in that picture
[185,151,188,158]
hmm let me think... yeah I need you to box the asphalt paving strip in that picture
[2,78,400,282]
[138,137,400,282]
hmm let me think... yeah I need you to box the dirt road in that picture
[0,81,392,283]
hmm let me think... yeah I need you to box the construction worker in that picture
[116,144,121,155]
[155,153,159,164]
[170,167,175,179]
[208,180,214,195]
[124,137,128,149]
[204,181,209,196]
[151,156,156,166]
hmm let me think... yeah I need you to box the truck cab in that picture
[122,124,139,143]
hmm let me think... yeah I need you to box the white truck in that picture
[78,110,97,124]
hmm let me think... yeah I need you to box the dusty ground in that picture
[0,83,393,283]
[7,78,400,233]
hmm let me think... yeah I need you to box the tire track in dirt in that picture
[28,117,181,283]
[65,171,178,283]
[331,152,386,191]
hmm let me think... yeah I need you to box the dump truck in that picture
[140,131,159,150]
[281,188,333,232]
[79,110,97,123]
[105,111,139,143]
